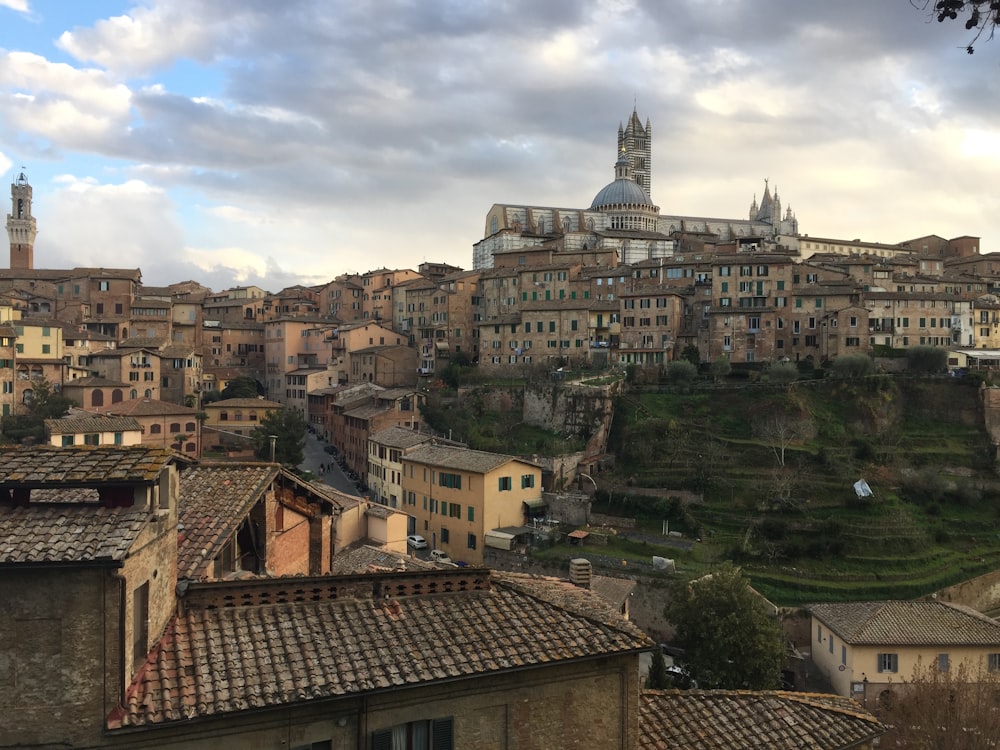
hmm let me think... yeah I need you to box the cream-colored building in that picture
[368,425,438,509]
[45,414,143,447]
[810,600,1000,705]
[400,444,542,564]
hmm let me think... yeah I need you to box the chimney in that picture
[568,558,592,589]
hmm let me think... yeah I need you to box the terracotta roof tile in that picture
[113,569,651,728]
[45,415,142,434]
[177,463,278,581]
[810,601,1000,646]
[639,690,886,749]
[0,445,174,486]
[404,444,537,474]
[0,499,149,564]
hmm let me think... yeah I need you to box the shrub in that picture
[906,345,948,374]
[768,362,799,384]
[711,356,732,382]
[830,354,875,379]
[666,359,698,384]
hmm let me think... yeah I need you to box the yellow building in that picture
[810,600,1000,705]
[201,396,283,451]
[400,444,542,564]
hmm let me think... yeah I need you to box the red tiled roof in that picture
[639,690,886,749]
[810,601,1000,646]
[113,570,650,728]
[177,463,278,581]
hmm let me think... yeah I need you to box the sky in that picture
[1,1,999,292]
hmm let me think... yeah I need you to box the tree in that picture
[680,344,701,366]
[751,397,812,468]
[914,0,1000,53]
[664,563,785,690]
[646,647,671,689]
[1,377,76,444]
[221,376,263,400]
[665,359,698,385]
[879,658,1000,749]
[251,408,306,466]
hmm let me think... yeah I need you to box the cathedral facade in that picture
[473,109,800,270]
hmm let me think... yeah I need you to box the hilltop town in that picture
[5,111,1000,748]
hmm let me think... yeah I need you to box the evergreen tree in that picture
[251,408,306,466]
[646,647,671,689]
[665,563,785,690]
[221,376,264,400]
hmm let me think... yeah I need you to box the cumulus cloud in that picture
[1,0,999,290]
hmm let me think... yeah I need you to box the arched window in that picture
[111,389,123,403]
[185,442,196,453]
[248,411,257,422]
[185,422,195,432]
[22,388,33,405]
[144,389,152,397]
[130,389,138,399]
[149,424,161,434]
[169,422,180,433]
[220,411,228,422]
[91,390,104,407]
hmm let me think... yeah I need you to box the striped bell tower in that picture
[7,169,37,270]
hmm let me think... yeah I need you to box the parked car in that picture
[324,445,336,455]
[407,534,428,550]
[430,549,452,563]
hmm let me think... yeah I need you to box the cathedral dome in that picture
[591,149,654,210]
[590,177,652,210]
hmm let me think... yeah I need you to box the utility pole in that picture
[268,434,277,463]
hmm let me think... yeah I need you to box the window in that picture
[521,474,534,489]
[467,533,477,550]
[988,653,1000,672]
[61,435,74,446]
[498,476,512,491]
[440,528,449,543]
[467,506,474,522]
[938,653,949,673]
[829,635,834,654]
[449,503,461,519]
[372,717,453,750]
[439,472,462,489]
[150,424,161,434]
[842,645,847,666]
[817,625,822,642]
[84,433,100,446]
[878,653,898,673]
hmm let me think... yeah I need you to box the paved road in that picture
[298,430,362,497]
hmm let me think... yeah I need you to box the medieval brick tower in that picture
[6,169,36,270]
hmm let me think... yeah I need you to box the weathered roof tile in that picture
[113,569,650,728]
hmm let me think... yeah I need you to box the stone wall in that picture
[922,567,1000,614]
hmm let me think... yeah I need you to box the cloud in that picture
[3,0,1000,291]
[0,0,30,12]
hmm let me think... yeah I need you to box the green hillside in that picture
[604,376,1000,605]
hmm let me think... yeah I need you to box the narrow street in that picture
[297,429,362,498]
